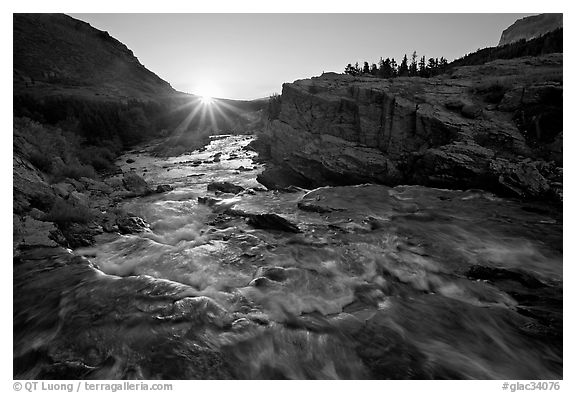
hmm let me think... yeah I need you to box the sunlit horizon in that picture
[69,13,535,100]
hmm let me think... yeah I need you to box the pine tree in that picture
[398,55,409,76]
[390,58,398,77]
[418,56,427,77]
[439,57,448,70]
[427,58,437,76]
[409,51,418,76]
[378,57,385,78]
[382,58,392,78]
[363,61,370,74]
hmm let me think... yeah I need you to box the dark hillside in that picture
[448,28,562,69]
[13,13,174,100]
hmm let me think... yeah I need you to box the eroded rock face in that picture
[255,55,562,201]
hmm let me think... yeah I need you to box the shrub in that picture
[28,151,54,173]
[44,198,95,225]
[472,80,512,104]
[52,161,97,182]
[80,145,116,171]
[267,93,282,120]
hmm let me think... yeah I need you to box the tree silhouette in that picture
[398,54,409,76]
[342,46,460,80]
[363,61,370,74]
[418,56,427,77]
[344,63,356,75]
[390,58,398,77]
[409,51,418,76]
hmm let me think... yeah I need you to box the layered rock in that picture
[255,54,562,200]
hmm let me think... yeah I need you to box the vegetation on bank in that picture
[14,117,114,182]
[343,28,562,79]
[267,93,282,120]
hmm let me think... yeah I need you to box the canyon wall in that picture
[256,54,562,200]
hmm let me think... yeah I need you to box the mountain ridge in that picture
[14,13,176,101]
[498,13,562,46]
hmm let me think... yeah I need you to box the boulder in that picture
[156,184,174,193]
[13,155,57,213]
[68,191,90,208]
[122,172,152,196]
[246,213,300,233]
[207,181,245,194]
[13,215,65,250]
[116,215,149,234]
[86,180,113,194]
[198,196,222,207]
[59,222,103,248]
[51,182,76,198]
[461,103,483,119]
[492,160,551,198]
[104,177,124,190]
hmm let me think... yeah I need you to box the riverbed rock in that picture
[246,213,300,233]
[156,184,173,193]
[198,195,222,207]
[13,215,65,251]
[116,215,149,234]
[59,222,103,248]
[122,172,152,196]
[207,181,245,194]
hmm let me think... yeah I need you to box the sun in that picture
[200,95,214,105]
[195,81,220,105]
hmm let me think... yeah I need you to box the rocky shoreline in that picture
[13,150,169,258]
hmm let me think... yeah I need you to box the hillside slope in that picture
[14,13,175,100]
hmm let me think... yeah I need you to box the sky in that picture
[69,13,534,100]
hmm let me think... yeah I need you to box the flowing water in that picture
[14,135,563,379]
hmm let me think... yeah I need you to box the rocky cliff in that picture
[255,54,562,201]
[498,14,562,46]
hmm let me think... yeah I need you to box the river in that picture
[13,135,562,379]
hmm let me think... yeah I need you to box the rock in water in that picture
[116,215,149,234]
[246,213,300,233]
[122,172,151,196]
[207,181,245,194]
[156,184,173,193]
